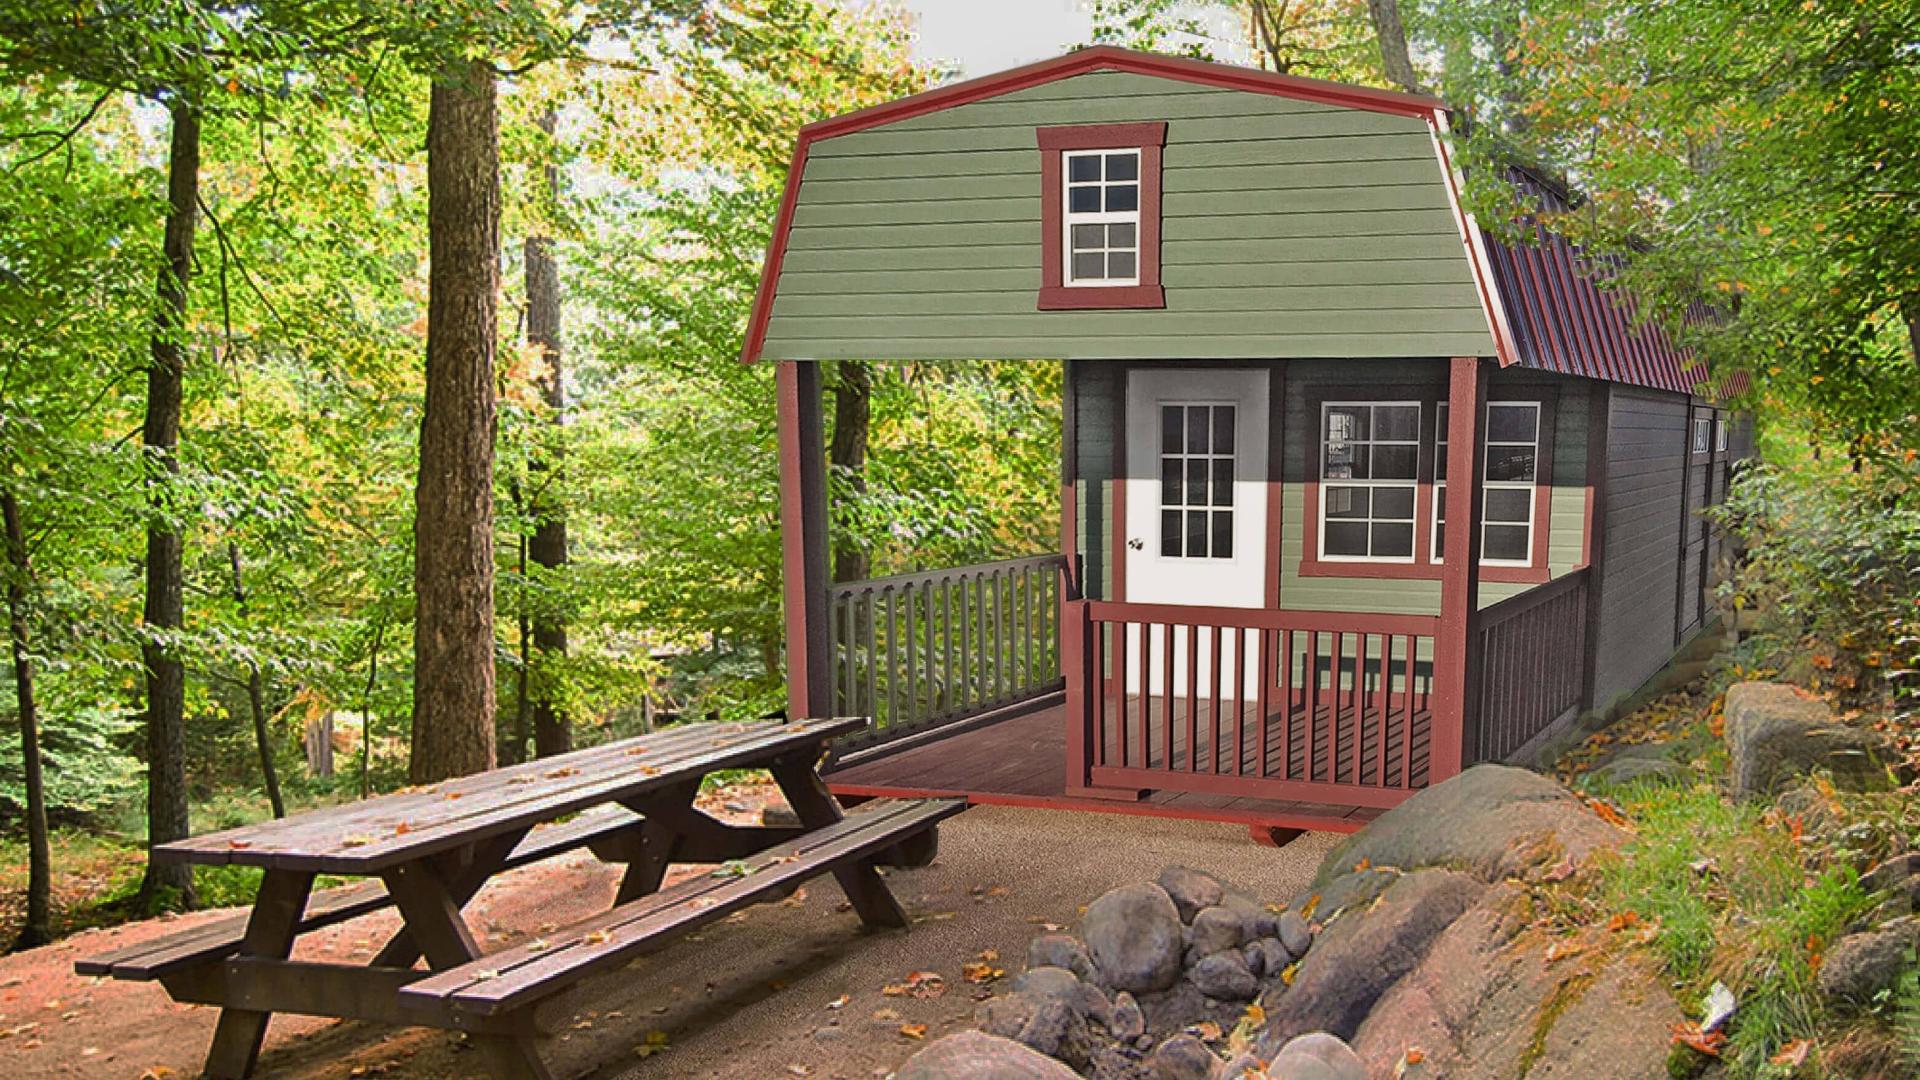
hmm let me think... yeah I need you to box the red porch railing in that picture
[1470,567,1589,763]
[1063,601,1441,810]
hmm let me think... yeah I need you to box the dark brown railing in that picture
[1470,568,1589,763]
[1063,601,1441,810]
[828,554,1068,748]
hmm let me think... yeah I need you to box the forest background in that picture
[0,0,1913,951]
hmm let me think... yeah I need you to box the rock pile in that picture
[961,864,1346,1080]
[899,764,1691,1079]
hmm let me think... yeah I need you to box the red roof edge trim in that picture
[739,139,811,365]
[799,46,1445,145]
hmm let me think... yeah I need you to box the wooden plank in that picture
[156,720,863,874]
[401,800,966,1020]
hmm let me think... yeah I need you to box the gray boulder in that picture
[1267,1032,1368,1080]
[1086,883,1186,994]
[1017,998,1099,1068]
[1817,925,1918,1009]
[1258,869,1485,1049]
[1147,1033,1221,1080]
[1240,941,1267,979]
[1188,906,1245,957]
[1276,910,1313,960]
[1190,951,1258,1001]
[1254,937,1291,978]
[894,1031,1081,1080]
[1109,990,1146,1041]
[1294,867,1398,921]
[1587,754,1689,787]
[1158,866,1224,923]
[976,993,1039,1040]
[1316,765,1626,885]
[1725,681,1897,799]
[1029,933,1096,980]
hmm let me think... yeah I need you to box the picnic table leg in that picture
[382,857,556,1080]
[768,756,908,930]
[372,828,527,969]
[609,779,698,903]
[202,869,315,1079]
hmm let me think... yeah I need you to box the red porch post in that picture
[776,360,831,720]
[1431,355,1489,779]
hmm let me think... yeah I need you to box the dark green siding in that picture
[1070,359,1589,615]
[762,70,1494,362]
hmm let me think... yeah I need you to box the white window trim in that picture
[1714,416,1728,452]
[1317,400,1421,564]
[1062,148,1141,288]
[1691,415,1711,453]
[1432,401,1541,567]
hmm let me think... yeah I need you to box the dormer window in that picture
[1037,122,1166,310]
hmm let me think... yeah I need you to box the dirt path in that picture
[3,799,1336,1079]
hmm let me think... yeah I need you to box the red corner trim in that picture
[1038,123,1165,311]
[740,46,1450,363]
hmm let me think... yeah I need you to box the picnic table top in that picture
[155,716,866,875]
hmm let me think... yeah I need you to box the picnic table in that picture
[76,717,963,1080]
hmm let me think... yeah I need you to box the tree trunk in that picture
[4,492,51,950]
[411,60,501,785]
[137,100,199,910]
[1901,292,1920,367]
[1365,0,1425,95]
[226,543,284,818]
[525,109,570,759]
[360,618,381,799]
[829,360,872,583]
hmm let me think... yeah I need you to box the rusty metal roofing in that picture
[1481,170,1742,400]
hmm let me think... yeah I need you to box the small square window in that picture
[1060,147,1142,287]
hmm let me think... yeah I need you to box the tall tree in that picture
[829,361,871,583]
[1363,0,1422,93]
[411,56,502,784]
[137,97,200,907]
[524,108,570,759]
[3,491,49,948]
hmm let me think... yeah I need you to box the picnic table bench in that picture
[76,717,964,1080]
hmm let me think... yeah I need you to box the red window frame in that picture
[1036,122,1166,311]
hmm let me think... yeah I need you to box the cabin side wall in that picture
[1588,387,1691,708]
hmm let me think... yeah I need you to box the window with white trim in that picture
[1159,403,1235,559]
[1063,149,1140,286]
[1433,401,1540,565]
[1319,402,1420,561]
[1714,416,1728,452]
[1692,415,1711,453]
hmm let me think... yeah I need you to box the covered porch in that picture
[777,357,1594,828]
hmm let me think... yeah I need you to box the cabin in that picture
[745,47,1751,839]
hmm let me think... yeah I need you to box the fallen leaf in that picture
[1606,911,1641,932]
[899,1023,928,1040]
[961,961,1005,984]
[1670,1023,1725,1057]
[826,994,849,1010]
[1770,1039,1812,1067]
[1544,941,1587,964]
[785,1065,812,1076]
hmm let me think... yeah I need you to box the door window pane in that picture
[1157,402,1237,560]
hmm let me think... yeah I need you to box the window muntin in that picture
[1692,415,1711,453]
[1319,402,1420,561]
[1063,149,1141,286]
[1159,403,1236,560]
[1433,401,1540,565]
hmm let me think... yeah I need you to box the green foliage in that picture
[1432,0,1920,441]
[1710,458,1920,715]
[1593,782,1877,1074]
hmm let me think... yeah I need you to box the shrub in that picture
[1711,460,1920,718]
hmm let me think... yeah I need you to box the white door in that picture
[1124,368,1269,699]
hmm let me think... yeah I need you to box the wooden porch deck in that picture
[822,699,1392,836]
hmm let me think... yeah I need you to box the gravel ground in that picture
[9,800,1335,1079]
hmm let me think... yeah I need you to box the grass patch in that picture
[1588,780,1880,1075]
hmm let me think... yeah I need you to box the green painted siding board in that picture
[885,88,1354,131]
[772,282,1501,319]
[754,334,1497,361]
[762,69,1491,363]
[775,258,1481,297]
[806,110,1427,158]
